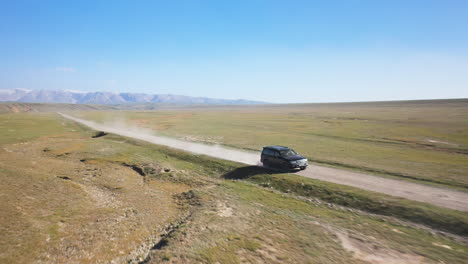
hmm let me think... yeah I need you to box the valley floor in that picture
[0,113,467,263]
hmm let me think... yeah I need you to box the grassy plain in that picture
[1,112,467,263]
[76,99,468,189]
[0,113,191,263]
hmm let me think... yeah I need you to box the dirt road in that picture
[298,166,468,211]
[60,113,468,211]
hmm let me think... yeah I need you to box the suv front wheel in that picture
[281,161,292,172]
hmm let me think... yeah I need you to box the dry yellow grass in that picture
[1,112,467,264]
[0,114,189,263]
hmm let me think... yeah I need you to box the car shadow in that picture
[222,165,285,180]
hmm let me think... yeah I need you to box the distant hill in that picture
[0,102,115,113]
[0,89,266,105]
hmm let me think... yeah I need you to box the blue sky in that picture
[1,0,467,103]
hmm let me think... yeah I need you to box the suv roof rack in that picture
[264,145,290,150]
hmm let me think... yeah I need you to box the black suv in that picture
[261,146,308,171]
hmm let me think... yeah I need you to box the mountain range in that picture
[0,89,265,105]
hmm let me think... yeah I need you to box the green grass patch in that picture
[221,180,468,264]
[244,171,468,236]
[199,236,261,264]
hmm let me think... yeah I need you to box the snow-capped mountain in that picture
[0,89,265,105]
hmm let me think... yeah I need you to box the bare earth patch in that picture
[321,224,426,264]
[217,201,233,217]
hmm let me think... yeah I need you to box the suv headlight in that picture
[290,160,298,165]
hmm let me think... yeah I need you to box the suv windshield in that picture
[280,149,298,157]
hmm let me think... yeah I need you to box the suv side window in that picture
[265,149,274,156]
[263,148,280,157]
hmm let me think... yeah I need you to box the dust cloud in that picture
[58,113,260,165]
